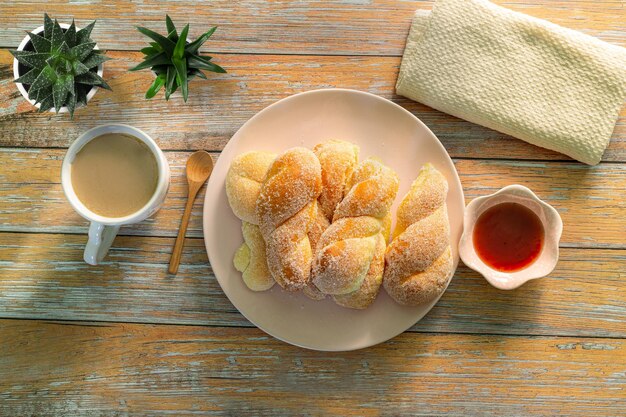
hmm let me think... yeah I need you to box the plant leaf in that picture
[185,26,216,55]
[75,71,111,90]
[136,26,175,56]
[150,42,162,51]
[52,75,72,112]
[191,69,207,79]
[14,67,39,84]
[65,20,77,46]
[43,14,53,39]
[173,24,189,60]
[165,66,176,100]
[140,46,159,56]
[29,65,58,92]
[38,93,54,112]
[67,86,77,117]
[129,52,171,71]
[72,60,91,75]
[165,15,177,38]
[70,42,96,61]
[11,51,49,69]
[188,55,226,73]
[59,41,70,57]
[145,73,166,99]
[51,19,64,49]
[76,84,89,105]
[27,32,51,53]
[76,20,96,44]
[82,52,110,69]
[152,65,169,75]
[172,56,188,102]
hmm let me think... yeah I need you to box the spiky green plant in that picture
[10,14,111,117]
[130,15,226,102]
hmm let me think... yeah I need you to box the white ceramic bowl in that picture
[13,23,104,114]
[459,185,563,290]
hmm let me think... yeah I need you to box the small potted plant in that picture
[130,15,226,101]
[10,14,111,117]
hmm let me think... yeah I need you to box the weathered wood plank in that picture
[1,51,624,162]
[0,232,624,338]
[0,0,624,54]
[1,319,624,416]
[0,148,623,247]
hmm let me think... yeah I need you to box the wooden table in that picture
[0,1,624,415]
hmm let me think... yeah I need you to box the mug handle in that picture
[84,222,120,265]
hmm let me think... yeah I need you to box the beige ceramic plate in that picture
[203,89,464,351]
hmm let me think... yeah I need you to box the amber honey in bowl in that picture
[472,202,544,272]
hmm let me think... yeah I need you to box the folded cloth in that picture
[396,0,626,165]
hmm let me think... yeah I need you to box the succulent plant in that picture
[10,14,111,117]
[130,15,226,102]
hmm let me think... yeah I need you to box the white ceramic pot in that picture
[458,185,563,290]
[13,23,105,114]
[61,124,170,265]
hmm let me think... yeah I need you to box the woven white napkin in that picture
[396,0,626,165]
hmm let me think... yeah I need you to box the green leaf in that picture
[43,14,53,39]
[185,26,216,55]
[52,75,72,112]
[38,93,54,112]
[172,56,188,102]
[75,71,111,90]
[150,42,162,51]
[136,26,175,56]
[165,15,177,38]
[188,55,226,73]
[27,32,51,53]
[70,42,96,61]
[129,52,171,71]
[76,84,89,105]
[11,51,49,69]
[82,52,110,69]
[140,46,159,56]
[14,67,39,84]
[145,73,166,99]
[67,87,77,117]
[173,24,189,60]
[72,60,90,75]
[51,19,64,49]
[29,65,58,92]
[64,20,77,46]
[58,41,70,57]
[76,20,96,44]
[190,69,207,79]
[152,65,169,75]
[165,66,176,100]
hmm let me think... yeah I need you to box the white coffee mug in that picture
[61,124,170,265]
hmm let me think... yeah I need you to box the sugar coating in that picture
[313,140,360,221]
[383,164,454,306]
[312,158,400,309]
[256,148,322,291]
[226,151,276,224]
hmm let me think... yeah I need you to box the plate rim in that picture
[203,88,464,351]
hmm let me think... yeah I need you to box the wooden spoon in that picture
[169,150,214,274]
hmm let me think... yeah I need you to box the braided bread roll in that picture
[226,152,276,291]
[312,158,399,309]
[303,140,360,300]
[256,147,322,291]
[383,164,454,306]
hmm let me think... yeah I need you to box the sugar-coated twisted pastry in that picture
[312,158,399,309]
[383,163,454,306]
[256,147,322,291]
